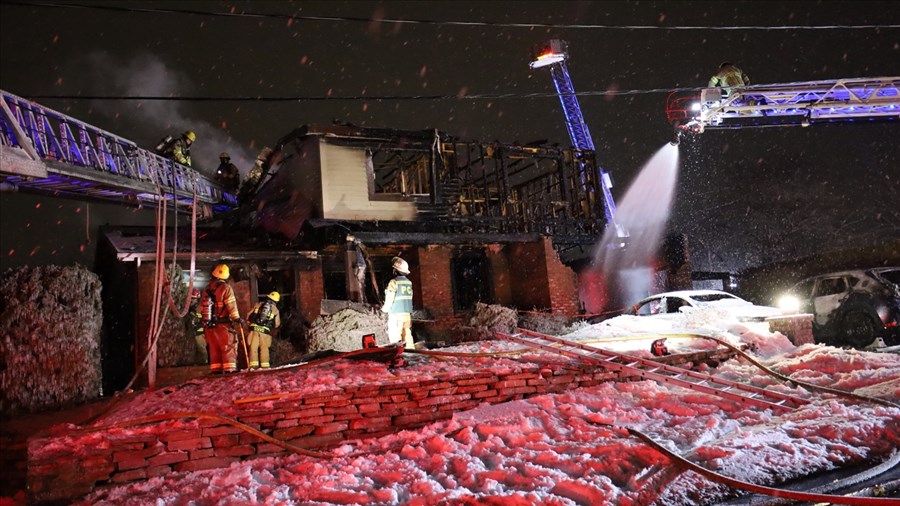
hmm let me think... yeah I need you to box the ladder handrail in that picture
[0,89,236,208]
[498,329,812,413]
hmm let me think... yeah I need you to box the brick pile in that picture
[28,361,620,503]
[27,347,740,504]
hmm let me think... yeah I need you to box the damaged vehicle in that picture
[778,268,900,348]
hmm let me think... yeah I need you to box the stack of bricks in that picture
[27,346,737,504]
[27,363,614,503]
[766,314,815,345]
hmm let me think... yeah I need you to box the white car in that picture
[627,290,781,322]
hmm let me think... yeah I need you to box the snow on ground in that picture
[73,309,899,505]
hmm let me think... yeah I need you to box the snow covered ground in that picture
[72,308,900,505]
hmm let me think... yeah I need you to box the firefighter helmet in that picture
[391,256,410,275]
[219,152,230,160]
[184,131,197,142]
[267,291,281,302]
[190,288,201,298]
[211,264,230,280]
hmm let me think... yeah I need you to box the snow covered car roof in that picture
[629,290,781,321]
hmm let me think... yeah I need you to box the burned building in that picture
[100,124,689,387]
[245,124,617,312]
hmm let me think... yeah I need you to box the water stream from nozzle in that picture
[594,143,680,310]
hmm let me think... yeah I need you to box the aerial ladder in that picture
[530,39,620,233]
[666,77,900,138]
[0,89,236,215]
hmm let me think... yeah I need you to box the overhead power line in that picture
[5,1,899,31]
[18,87,704,102]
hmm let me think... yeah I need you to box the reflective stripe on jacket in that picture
[383,276,413,314]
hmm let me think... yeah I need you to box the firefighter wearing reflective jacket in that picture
[200,264,242,373]
[708,62,749,88]
[247,291,281,369]
[162,130,195,167]
[381,257,415,349]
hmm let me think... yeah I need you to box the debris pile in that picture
[0,265,102,415]
[469,302,518,333]
[306,308,388,353]
[519,311,588,335]
[442,303,518,343]
[270,336,306,366]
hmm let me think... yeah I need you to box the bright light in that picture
[690,102,701,111]
[778,295,801,314]
[529,52,565,69]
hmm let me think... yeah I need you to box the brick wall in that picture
[506,239,579,314]
[508,242,549,309]
[540,238,581,315]
[417,246,454,318]
[26,346,737,504]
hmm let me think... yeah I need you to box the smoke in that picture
[78,51,256,178]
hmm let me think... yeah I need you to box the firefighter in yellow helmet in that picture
[199,264,243,373]
[246,291,282,369]
[381,257,415,350]
[170,130,196,167]
[708,62,750,88]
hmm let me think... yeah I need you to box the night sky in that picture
[1,1,898,273]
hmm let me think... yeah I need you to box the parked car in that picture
[627,289,781,323]
[778,268,900,348]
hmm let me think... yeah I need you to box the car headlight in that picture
[778,295,801,314]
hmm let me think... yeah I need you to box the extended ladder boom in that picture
[669,77,900,134]
[531,40,618,227]
[0,89,236,214]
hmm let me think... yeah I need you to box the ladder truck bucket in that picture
[529,39,568,69]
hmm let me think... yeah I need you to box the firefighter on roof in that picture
[382,257,415,350]
[200,264,242,373]
[215,152,240,193]
[247,291,282,369]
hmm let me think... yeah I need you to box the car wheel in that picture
[840,312,878,348]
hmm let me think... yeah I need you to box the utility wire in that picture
[16,86,708,102]
[5,1,899,31]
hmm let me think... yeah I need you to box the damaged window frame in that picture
[365,146,433,202]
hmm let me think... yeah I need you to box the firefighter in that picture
[187,288,208,364]
[247,291,281,369]
[201,264,243,373]
[708,62,750,88]
[174,131,196,167]
[238,147,273,204]
[215,152,240,193]
[381,257,415,350]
